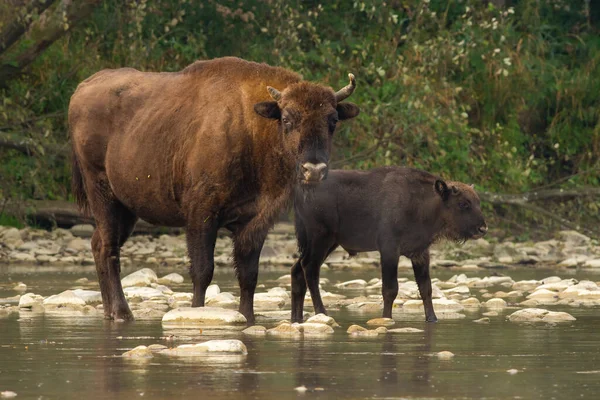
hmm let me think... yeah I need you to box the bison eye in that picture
[282,117,292,128]
[459,201,471,211]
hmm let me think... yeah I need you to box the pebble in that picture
[366,317,395,326]
[0,391,17,399]
[122,345,154,359]
[242,326,267,336]
[473,317,490,324]
[507,308,576,323]
[162,307,247,326]
[437,351,455,360]
[387,327,424,333]
[159,340,248,356]
[507,369,519,375]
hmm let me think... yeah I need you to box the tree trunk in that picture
[0,0,102,86]
[0,0,56,55]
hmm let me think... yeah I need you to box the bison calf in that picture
[291,166,487,323]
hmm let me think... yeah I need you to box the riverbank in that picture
[1,223,599,270]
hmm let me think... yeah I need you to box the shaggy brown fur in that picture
[69,57,359,323]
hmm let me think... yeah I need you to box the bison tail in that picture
[71,146,90,217]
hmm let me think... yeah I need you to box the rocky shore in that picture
[0,223,599,269]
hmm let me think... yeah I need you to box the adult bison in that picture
[69,56,359,323]
[291,167,487,323]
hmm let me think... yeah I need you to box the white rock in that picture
[0,391,18,399]
[294,322,335,334]
[206,292,239,308]
[537,279,577,292]
[267,322,302,336]
[460,297,481,308]
[306,313,338,326]
[123,287,165,300]
[242,326,267,335]
[512,280,539,291]
[122,345,154,359]
[162,307,247,325]
[157,273,184,285]
[508,308,576,323]
[205,284,221,299]
[43,290,86,307]
[366,318,395,326]
[18,293,44,308]
[507,369,519,375]
[558,230,591,246]
[484,298,508,309]
[402,298,464,313]
[540,276,562,284]
[387,327,424,333]
[444,285,470,295]
[9,252,36,262]
[527,289,558,301]
[159,340,247,356]
[335,279,368,289]
[12,282,27,291]
[121,268,158,287]
[437,351,455,360]
[583,259,600,268]
[72,289,102,304]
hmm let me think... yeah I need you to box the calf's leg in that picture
[411,250,437,322]
[290,259,307,323]
[187,220,218,308]
[303,239,337,319]
[380,248,400,319]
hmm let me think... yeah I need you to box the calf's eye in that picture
[459,201,471,210]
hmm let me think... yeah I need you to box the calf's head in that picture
[254,74,360,186]
[435,180,488,241]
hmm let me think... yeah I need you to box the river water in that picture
[1,265,600,399]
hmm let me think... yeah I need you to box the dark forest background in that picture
[0,0,599,240]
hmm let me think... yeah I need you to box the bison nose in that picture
[301,162,327,182]
[478,225,488,235]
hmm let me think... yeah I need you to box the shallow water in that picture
[1,265,600,399]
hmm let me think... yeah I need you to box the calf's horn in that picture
[267,86,282,101]
[335,73,356,102]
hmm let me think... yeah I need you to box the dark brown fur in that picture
[291,166,487,322]
[69,57,359,323]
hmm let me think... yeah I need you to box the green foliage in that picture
[0,0,599,233]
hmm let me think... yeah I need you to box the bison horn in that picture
[335,73,356,102]
[267,86,282,101]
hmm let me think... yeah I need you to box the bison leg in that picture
[300,238,337,321]
[187,222,218,308]
[290,259,307,323]
[89,197,137,321]
[232,237,265,326]
[411,250,437,322]
[380,248,400,319]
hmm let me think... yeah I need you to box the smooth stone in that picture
[387,327,424,333]
[124,287,165,300]
[162,307,247,326]
[294,322,335,334]
[71,289,102,304]
[474,317,490,324]
[148,344,168,352]
[460,297,481,308]
[402,298,464,313]
[12,282,27,291]
[75,277,89,284]
[206,292,239,309]
[527,289,558,301]
[43,290,86,307]
[508,308,576,323]
[0,391,18,399]
[484,298,507,309]
[159,340,247,356]
[437,351,455,360]
[267,323,301,336]
[242,326,267,336]
[157,273,184,285]
[558,230,591,246]
[66,238,90,252]
[335,279,368,289]
[346,324,367,333]
[18,293,43,308]
[133,308,167,320]
[205,284,221,299]
[366,317,395,327]
[122,345,154,359]
[482,311,498,317]
[583,259,600,268]
[71,224,94,238]
[306,313,338,326]
[507,369,519,375]
[121,268,158,287]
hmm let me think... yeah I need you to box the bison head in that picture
[254,74,360,186]
[435,180,488,241]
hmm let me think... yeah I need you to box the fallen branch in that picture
[480,187,600,236]
[0,131,68,157]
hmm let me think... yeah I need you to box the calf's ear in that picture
[254,101,281,119]
[337,102,360,120]
[435,179,450,201]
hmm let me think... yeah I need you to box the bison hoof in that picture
[105,307,134,321]
[426,315,438,323]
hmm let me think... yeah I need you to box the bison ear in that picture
[254,101,281,119]
[435,179,450,201]
[337,102,360,120]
